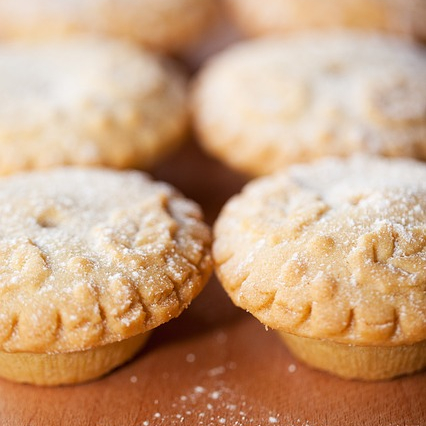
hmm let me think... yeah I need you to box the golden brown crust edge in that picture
[0,37,189,175]
[0,168,213,354]
[191,32,426,177]
[213,156,426,347]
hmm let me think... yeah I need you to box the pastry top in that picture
[226,0,426,41]
[0,0,217,53]
[214,156,426,346]
[192,32,426,176]
[0,36,188,174]
[0,168,212,353]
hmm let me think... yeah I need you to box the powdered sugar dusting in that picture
[0,35,188,174]
[0,168,212,353]
[194,31,426,176]
[215,155,426,345]
[140,383,283,426]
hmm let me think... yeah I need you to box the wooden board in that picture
[1,141,425,426]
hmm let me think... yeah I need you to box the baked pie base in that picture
[0,332,150,386]
[280,332,426,380]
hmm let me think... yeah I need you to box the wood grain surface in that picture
[0,141,425,426]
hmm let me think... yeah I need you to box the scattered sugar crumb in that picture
[210,391,221,400]
[130,375,137,383]
[186,353,196,363]
[208,366,226,377]
[153,381,285,425]
[216,331,228,344]
[153,413,161,419]
[288,364,297,373]
[142,422,149,426]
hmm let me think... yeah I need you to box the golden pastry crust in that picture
[0,0,217,53]
[280,332,426,380]
[0,36,188,175]
[0,168,212,354]
[214,156,426,346]
[192,32,426,176]
[226,0,426,42]
[0,333,151,385]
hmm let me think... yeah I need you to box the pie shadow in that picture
[146,139,249,350]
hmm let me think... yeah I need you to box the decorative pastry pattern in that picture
[0,168,212,353]
[192,32,426,175]
[0,36,188,174]
[214,156,426,345]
